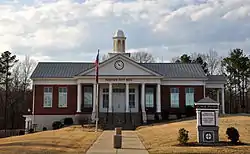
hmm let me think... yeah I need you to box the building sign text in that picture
[105,78,132,82]
[201,111,215,126]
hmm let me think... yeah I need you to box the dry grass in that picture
[137,115,250,154]
[0,126,102,154]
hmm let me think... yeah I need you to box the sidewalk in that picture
[86,130,149,154]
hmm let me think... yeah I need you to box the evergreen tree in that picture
[0,51,18,135]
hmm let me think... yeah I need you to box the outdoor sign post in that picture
[194,97,220,144]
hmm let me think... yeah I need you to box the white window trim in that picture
[58,87,67,108]
[44,87,53,108]
[145,87,154,108]
[185,88,194,107]
[84,86,93,108]
[129,88,136,108]
[170,88,179,108]
[102,88,109,108]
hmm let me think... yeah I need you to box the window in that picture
[84,87,93,108]
[103,88,109,108]
[129,88,135,108]
[170,88,179,108]
[44,87,52,108]
[58,87,67,108]
[145,87,154,108]
[185,88,194,106]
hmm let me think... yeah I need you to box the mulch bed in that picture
[175,141,249,147]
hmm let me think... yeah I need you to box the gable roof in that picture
[77,53,162,76]
[30,61,207,79]
[196,97,218,104]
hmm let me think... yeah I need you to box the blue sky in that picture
[0,0,249,62]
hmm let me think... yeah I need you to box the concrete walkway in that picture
[86,130,149,154]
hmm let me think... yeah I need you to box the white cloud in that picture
[0,0,249,62]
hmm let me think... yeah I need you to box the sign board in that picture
[201,111,215,126]
[105,78,132,82]
[195,105,218,109]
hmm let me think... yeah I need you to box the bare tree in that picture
[204,50,222,75]
[20,55,36,90]
[101,54,109,62]
[101,51,155,63]
[130,51,155,63]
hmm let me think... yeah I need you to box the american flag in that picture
[95,49,100,83]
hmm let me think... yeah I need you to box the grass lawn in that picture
[0,126,101,154]
[137,115,250,154]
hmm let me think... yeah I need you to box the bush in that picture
[161,110,169,120]
[52,121,63,130]
[226,127,240,144]
[176,113,182,119]
[185,106,196,117]
[154,113,159,121]
[43,127,47,131]
[178,128,189,145]
[28,128,34,134]
[19,130,25,135]
[64,117,74,126]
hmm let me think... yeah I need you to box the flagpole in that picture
[95,83,99,132]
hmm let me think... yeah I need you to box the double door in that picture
[112,88,126,113]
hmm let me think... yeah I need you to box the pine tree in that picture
[0,51,18,136]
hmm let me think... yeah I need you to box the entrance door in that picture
[112,88,126,113]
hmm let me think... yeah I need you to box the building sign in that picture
[195,105,218,109]
[105,78,132,82]
[201,111,215,126]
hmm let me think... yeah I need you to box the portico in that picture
[75,76,162,125]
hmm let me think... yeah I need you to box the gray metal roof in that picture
[196,97,218,104]
[207,75,226,81]
[30,62,94,78]
[140,63,207,78]
[31,62,207,79]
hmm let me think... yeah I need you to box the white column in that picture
[109,83,113,112]
[91,83,96,121]
[217,89,220,102]
[217,89,220,113]
[203,82,206,97]
[156,84,161,113]
[126,83,129,112]
[222,87,225,114]
[215,110,219,126]
[25,118,29,134]
[141,83,147,123]
[77,83,82,113]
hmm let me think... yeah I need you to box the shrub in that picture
[226,127,240,144]
[64,117,74,126]
[28,128,34,134]
[43,127,47,131]
[178,128,189,145]
[176,113,182,119]
[19,130,25,135]
[154,113,159,121]
[185,106,196,117]
[161,110,169,120]
[52,121,63,130]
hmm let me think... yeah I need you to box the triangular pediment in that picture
[78,54,161,77]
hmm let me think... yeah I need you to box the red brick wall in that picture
[34,85,77,115]
[161,85,204,113]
